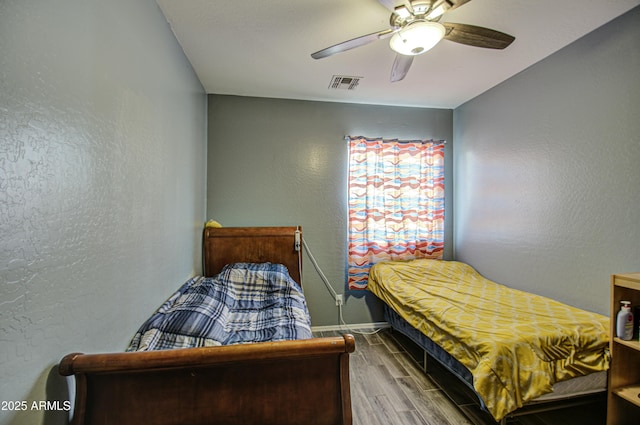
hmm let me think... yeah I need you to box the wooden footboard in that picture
[59,334,355,425]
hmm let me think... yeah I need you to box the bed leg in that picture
[422,349,428,373]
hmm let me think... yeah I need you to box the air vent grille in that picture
[329,75,362,90]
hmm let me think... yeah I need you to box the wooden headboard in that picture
[203,226,302,284]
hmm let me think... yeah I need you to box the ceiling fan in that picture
[311,0,515,82]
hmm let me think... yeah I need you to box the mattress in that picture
[368,259,610,421]
[535,371,606,401]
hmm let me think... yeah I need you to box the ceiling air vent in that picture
[329,75,362,90]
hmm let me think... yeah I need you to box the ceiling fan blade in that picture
[444,0,472,13]
[426,0,472,20]
[442,23,515,49]
[378,0,397,11]
[390,54,414,82]
[403,0,415,15]
[311,28,395,59]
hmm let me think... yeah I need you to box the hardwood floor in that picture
[314,328,607,425]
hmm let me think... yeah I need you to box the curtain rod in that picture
[344,135,446,144]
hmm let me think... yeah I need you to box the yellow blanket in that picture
[367,259,609,421]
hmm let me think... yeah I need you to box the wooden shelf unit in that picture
[607,273,640,425]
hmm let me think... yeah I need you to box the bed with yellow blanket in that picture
[367,259,609,423]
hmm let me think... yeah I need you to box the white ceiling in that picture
[156,0,639,109]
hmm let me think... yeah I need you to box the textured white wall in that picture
[207,95,453,327]
[453,7,640,315]
[0,1,206,424]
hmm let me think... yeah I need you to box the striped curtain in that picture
[347,136,445,290]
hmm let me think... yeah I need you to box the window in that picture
[347,136,445,289]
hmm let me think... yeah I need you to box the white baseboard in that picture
[311,321,390,333]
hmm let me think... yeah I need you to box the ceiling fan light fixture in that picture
[389,21,445,56]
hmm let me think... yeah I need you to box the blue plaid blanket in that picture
[127,262,312,351]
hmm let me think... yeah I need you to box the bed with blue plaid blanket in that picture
[127,262,312,351]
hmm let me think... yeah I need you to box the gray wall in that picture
[207,95,453,326]
[0,1,207,424]
[453,6,640,315]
